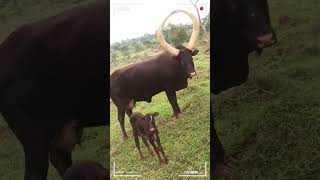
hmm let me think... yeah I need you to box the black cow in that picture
[110,10,200,140]
[211,0,277,177]
[0,1,108,179]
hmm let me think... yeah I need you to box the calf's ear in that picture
[153,112,159,116]
[192,50,199,56]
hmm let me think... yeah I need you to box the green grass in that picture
[110,47,210,179]
[214,0,320,179]
[0,1,108,179]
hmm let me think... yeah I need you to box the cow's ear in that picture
[153,112,159,117]
[192,50,199,56]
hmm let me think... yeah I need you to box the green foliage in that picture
[163,23,191,47]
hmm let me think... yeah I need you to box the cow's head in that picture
[215,0,277,53]
[156,10,200,78]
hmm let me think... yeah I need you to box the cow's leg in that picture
[133,135,144,160]
[2,111,51,180]
[117,106,128,140]
[211,110,232,177]
[147,137,164,165]
[125,108,132,118]
[23,145,49,180]
[141,135,155,156]
[49,148,72,177]
[154,134,168,164]
[165,90,181,118]
[125,99,135,118]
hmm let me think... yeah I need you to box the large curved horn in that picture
[156,10,200,56]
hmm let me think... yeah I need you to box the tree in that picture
[188,0,210,50]
[110,51,118,64]
[164,23,190,48]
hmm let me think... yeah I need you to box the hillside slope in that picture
[214,0,320,179]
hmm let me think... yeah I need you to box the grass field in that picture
[214,0,320,179]
[0,1,108,180]
[110,47,210,179]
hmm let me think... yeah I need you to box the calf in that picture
[63,161,108,180]
[129,112,168,165]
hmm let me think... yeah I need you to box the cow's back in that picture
[110,53,188,102]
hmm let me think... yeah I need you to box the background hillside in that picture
[214,0,320,179]
[0,1,108,180]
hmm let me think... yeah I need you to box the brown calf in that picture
[129,112,168,165]
[63,161,108,180]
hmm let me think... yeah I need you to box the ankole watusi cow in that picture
[211,0,277,177]
[0,1,108,179]
[110,10,200,140]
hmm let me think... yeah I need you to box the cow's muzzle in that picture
[257,32,277,49]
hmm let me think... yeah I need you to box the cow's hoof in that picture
[164,158,169,164]
[149,151,155,156]
[172,113,182,119]
[160,160,167,166]
[140,156,145,160]
[122,135,129,141]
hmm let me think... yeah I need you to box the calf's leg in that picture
[141,136,154,156]
[133,134,144,160]
[147,137,164,164]
[154,134,168,163]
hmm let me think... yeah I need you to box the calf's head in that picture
[63,161,108,180]
[143,112,159,135]
[157,10,200,78]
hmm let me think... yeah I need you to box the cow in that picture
[211,0,277,177]
[0,1,108,179]
[63,161,108,180]
[129,112,168,165]
[110,10,200,140]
